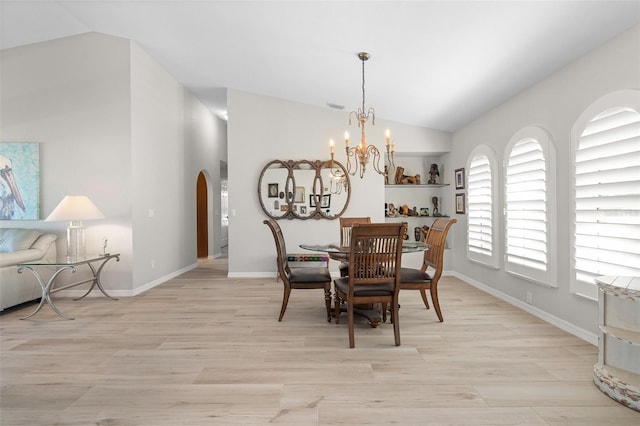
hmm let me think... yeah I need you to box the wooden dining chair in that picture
[330,217,372,277]
[399,218,456,322]
[263,219,332,322]
[333,222,406,348]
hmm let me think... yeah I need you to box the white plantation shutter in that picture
[505,137,550,284]
[573,105,640,298]
[467,148,498,267]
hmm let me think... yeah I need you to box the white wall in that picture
[1,33,226,294]
[1,32,134,290]
[226,90,451,276]
[449,25,640,341]
[184,91,228,259]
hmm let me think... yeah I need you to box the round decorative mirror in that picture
[258,159,351,220]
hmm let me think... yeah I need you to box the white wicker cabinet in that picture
[593,276,640,412]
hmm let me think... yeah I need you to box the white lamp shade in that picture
[45,195,105,221]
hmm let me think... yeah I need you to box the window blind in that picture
[468,154,494,261]
[575,107,640,287]
[505,138,548,282]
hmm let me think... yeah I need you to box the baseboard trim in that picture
[227,272,274,279]
[56,263,199,298]
[452,271,597,345]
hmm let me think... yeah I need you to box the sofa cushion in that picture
[31,233,58,252]
[0,229,44,253]
[0,249,50,267]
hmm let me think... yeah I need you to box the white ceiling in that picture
[1,1,638,132]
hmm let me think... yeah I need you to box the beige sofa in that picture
[0,228,57,311]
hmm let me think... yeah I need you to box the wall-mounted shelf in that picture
[385,184,450,188]
[385,215,450,220]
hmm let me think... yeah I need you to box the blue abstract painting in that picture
[0,142,40,220]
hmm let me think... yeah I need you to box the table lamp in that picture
[45,195,104,260]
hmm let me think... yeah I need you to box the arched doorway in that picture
[196,171,208,258]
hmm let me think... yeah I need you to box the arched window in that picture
[571,90,640,300]
[504,127,556,286]
[467,145,499,268]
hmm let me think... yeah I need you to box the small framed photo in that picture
[456,193,466,214]
[320,194,331,209]
[268,183,278,198]
[455,168,465,190]
[294,186,305,203]
[310,194,331,208]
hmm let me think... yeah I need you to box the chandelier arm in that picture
[345,146,358,176]
[367,145,384,176]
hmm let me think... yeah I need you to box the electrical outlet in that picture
[526,291,533,304]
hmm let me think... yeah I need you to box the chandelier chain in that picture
[361,57,366,114]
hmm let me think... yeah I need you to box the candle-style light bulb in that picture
[344,131,350,145]
[329,139,334,154]
[385,129,390,146]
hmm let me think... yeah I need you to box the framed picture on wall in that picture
[455,168,465,190]
[268,183,278,198]
[0,142,40,220]
[455,193,466,214]
[320,194,331,209]
[294,186,305,203]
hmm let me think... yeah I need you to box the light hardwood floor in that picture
[1,258,638,425]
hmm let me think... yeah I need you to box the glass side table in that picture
[17,253,120,320]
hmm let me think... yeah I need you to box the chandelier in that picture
[330,52,395,179]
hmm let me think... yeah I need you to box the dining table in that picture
[299,240,430,327]
[299,240,429,255]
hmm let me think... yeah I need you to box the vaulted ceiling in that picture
[2,1,638,131]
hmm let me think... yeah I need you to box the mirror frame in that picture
[258,159,351,220]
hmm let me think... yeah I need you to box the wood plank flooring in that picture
[1,258,638,425]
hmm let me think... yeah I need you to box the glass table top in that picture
[300,241,429,254]
[17,253,120,267]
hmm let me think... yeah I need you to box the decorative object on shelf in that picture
[408,225,431,241]
[387,203,397,217]
[421,225,430,240]
[455,168,465,189]
[428,163,440,185]
[328,52,395,180]
[420,207,430,216]
[102,237,108,256]
[45,195,105,260]
[268,183,278,198]
[401,205,409,217]
[279,191,284,199]
[394,166,421,185]
[432,196,441,216]
[456,193,466,214]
